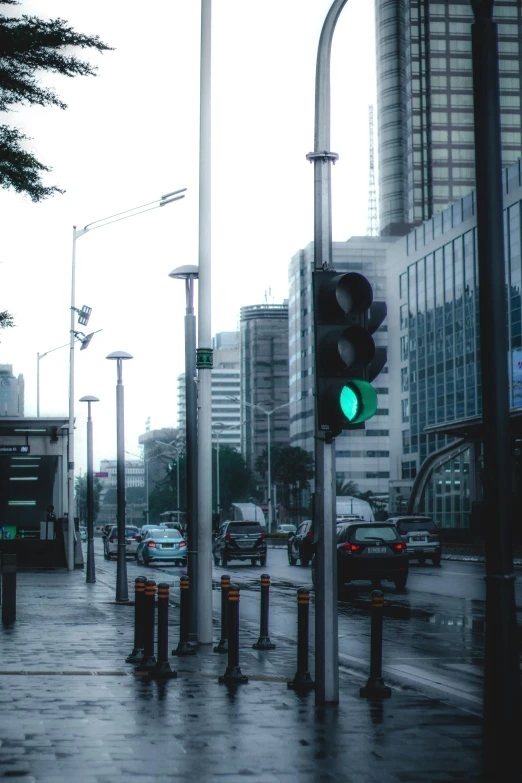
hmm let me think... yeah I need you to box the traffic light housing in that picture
[313,269,387,437]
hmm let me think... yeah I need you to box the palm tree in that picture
[336,478,360,497]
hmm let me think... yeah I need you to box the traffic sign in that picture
[0,445,30,454]
[95,471,109,477]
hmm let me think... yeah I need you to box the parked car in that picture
[104,525,140,560]
[312,521,409,591]
[387,516,442,566]
[278,523,297,535]
[135,527,187,567]
[287,519,314,566]
[212,521,267,567]
[79,526,87,542]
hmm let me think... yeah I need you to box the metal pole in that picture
[309,0,347,705]
[145,460,149,525]
[67,228,78,571]
[197,0,213,646]
[185,277,198,643]
[470,2,520,775]
[36,353,40,418]
[267,411,272,534]
[115,358,128,602]
[216,432,220,516]
[176,457,180,527]
[86,400,95,584]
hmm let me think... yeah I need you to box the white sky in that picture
[0,0,376,473]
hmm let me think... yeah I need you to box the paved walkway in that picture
[0,567,484,782]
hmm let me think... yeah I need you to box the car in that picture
[79,526,87,542]
[387,515,442,566]
[212,521,267,567]
[287,519,314,566]
[139,524,162,537]
[312,521,409,591]
[135,527,187,567]
[104,525,140,560]
[278,523,297,535]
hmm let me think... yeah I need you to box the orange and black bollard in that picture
[126,576,147,663]
[173,575,196,656]
[360,590,391,698]
[149,583,177,679]
[213,574,230,653]
[135,580,157,673]
[253,573,275,650]
[219,583,248,684]
[288,588,314,691]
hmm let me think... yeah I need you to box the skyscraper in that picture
[376,0,522,236]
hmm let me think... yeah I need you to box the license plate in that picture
[411,536,427,543]
[367,547,387,554]
[162,543,174,548]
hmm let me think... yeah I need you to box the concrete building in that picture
[386,159,522,531]
[0,365,24,417]
[239,303,290,475]
[375,0,522,236]
[288,237,397,497]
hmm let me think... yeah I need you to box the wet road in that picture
[94,539,522,714]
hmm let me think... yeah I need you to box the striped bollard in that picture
[360,590,391,698]
[173,575,196,656]
[213,575,230,653]
[135,580,157,673]
[288,588,314,691]
[219,584,248,684]
[150,583,177,679]
[253,574,275,650]
[126,576,147,663]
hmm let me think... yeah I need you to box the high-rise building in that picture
[376,0,522,236]
[288,237,397,497]
[239,304,290,474]
[0,365,24,417]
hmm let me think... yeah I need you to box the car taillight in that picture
[109,535,117,543]
[429,529,438,535]
[341,542,361,552]
[132,535,139,539]
[179,541,187,548]
[307,530,313,538]
[225,532,231,539]
[393,542,406,552]
[147,541,157,548]
[399,530,407,535]
[260,531,265,539]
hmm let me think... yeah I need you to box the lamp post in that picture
[106,351,133,602]
[67,189,186,571]
[79,395,99,583]
[169,265,198,643]
[228,396,290,533]
[212,424,240,519]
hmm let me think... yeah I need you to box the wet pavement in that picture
[0,555,490,783]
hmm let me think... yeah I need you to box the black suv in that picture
[387,516,442,566]
[288,520,315,566]
[212,521,267,567]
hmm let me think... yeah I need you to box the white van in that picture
[336,496,374,522]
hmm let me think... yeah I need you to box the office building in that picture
[239,303,290,474]
[288,237,396,497]
[0,365,24,417]
[375,0,522,236]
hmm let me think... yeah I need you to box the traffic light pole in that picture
[307,0,348,705]
[471,3,521,776]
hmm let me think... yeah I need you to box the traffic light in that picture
[313,269,387,437]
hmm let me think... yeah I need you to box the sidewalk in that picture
[0,567,483,783]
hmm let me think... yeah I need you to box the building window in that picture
[401,367,409,392]
[402,398,410,423]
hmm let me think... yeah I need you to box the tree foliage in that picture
[74,475,102,523]
[213,445,255,518]
[255,445,314,487]
[0,0,112,200]
[0,309,14,339]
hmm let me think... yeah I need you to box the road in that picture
[93,539,522,714]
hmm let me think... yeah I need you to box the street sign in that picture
[95,471,109,477]
[0,445,30,454]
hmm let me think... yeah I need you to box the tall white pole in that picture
[67,228,77,571]
[145,461,149,524]
[267,411,272,533]
[216,432,220,515]
[36,354,40,417]
[197,0,213,645]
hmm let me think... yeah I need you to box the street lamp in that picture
[106,351,133,603]
[169,264,198,643]
[212,424,240,520]
[228,396,290,533]
[67,188,186,571]
[37,342,68,417]
[79,395,99,584]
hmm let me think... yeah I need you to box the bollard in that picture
[149,583,177,679]
[135,580,157,673]
[219,583,248,684]
[1,554,16,625]
[213,574,230,653]
[288,588,314,691]
[126,576,147,663]
[360,590,391,698]
[172,576,196,656]
[253,573,276,650]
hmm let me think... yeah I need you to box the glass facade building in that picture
[388,159,522,527]
[375,0,522,235]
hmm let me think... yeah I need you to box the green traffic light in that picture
[340,380,378,424]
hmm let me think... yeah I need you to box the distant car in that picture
[104,526,140,560]
[278,523,297,535]
[79,526,87,542]
[287,520,314,566]
[311,521,409,591]
[387,516,442,566]
[212,521,267,567]
[135,527,187,567]
[139,524,161,538]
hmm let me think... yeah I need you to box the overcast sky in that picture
[0,0,376,472]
